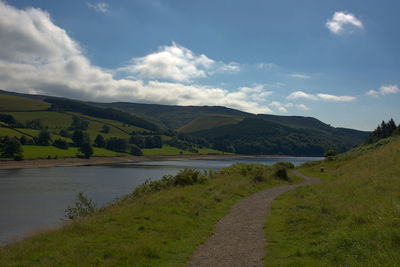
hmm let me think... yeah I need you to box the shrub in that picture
[274,166,289,181]
[65,192,97,220]
[274,161,295,169]
[173,168,206,186]
[53,138,69,149]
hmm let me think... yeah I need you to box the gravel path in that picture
[188,170,320,267]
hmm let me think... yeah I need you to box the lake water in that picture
[0,156,322,245]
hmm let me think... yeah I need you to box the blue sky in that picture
[1,0,399,130]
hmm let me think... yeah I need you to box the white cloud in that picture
[366,89,379,98]
[287,91,356,102]
[269,101,288,113]
[258,62,276,69]
[287,91,318,100]
[317,93,356,102]
[296,104,310,111]
[366,85,400,98]
[379,85,400,95]
[290,73,310,79]
[87,2,109,14]
[0,2,272,115]
[119,42,239,83]
[326,11,363,34]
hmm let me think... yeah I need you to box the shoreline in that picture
[0,154,323,170]
[0,154,248,170]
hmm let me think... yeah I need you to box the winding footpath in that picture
[188,170,321,267]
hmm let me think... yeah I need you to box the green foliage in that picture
[130,144,143,156]
[46,97,159,131]
[101,124,110,133]
[37,129,52,146]
[273,166,288,181]
[365,118,397,144]
[69,116,89,130]
[79,141,93,158]
[1,136,23,158]
[25,118,43,129]
[72,130,89,147]
[94,134,105,148]
[65,192,97,220]
[324,149,338,157]
[0,113,16,125]
[53,138,69,149]
[105,137,128,152]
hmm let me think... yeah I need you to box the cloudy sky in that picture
[1,0,399,130]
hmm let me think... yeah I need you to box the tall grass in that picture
[264,137,400,266]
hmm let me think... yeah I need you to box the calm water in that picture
[0,156,322,245]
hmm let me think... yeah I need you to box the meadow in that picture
[264,136,400,266]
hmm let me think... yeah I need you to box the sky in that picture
[0,0,399,131]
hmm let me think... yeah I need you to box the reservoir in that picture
[0,156,322,245]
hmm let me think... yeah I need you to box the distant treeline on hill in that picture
[45,98,159,131]
[365,118,399,144]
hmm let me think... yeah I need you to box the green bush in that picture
[65,192,97,220]
[274,166,288,181]
[274,161,295,169]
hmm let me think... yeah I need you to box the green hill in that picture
[179,114,243,133]
[264,135,400,265]
[0,90,370,156]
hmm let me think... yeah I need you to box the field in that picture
[20,146,121,159]
[0,95,50,111]
[264,137,400,266]
[0,163,299,266]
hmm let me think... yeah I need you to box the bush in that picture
[324,149,338,157]
[130,144,143,156]
[173,168,206,186]
[274,161,295,169]
[274,166,289,181]
[65,192,97,220]
[53,138,69,149]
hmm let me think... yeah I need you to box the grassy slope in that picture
[264,137,400,266]
[0,164,300,266]
[0,95,50,111]
[179,114,243,133]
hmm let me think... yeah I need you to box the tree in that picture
[130,144,143,156]
[153,135,162,148]
[145,136,155,148]
[37,129,52,146]
[69,116,89,130]
[324,149,338,157]
[1,137,23,158]
[53,138,69,149]
[129,135,144,148]
[72,130,89,147]
[101,125,110,133]
[79,141,93,158]
[94,134,105,148]
[106,137,128,152]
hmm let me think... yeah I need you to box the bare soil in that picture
[188,170,320,267]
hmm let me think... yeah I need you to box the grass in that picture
[263,136,400,266]
[0,163,298,266]
[18,146,121,159]
[0,95,50,111]
[142,145,195,156]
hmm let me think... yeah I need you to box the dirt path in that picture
[188,170,320,267]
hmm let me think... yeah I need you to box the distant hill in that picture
[0,90,370,156]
